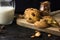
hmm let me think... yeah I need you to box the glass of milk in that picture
[0,6,15,25]
[0,0,15,33]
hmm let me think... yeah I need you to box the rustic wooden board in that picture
[16,10,60,36]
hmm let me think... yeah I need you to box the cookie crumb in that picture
[48,34,51,37]
[35,32,41,37]
[31,35,35,38]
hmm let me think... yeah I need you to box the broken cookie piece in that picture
[43,16,60,27]
[31,31,41,38]
[40,1,50,16]
[34,19,48,28]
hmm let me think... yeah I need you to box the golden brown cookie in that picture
[34,19,48,28]
[42,16,52,24]
[43,16,59,27]
[24,8,41,23]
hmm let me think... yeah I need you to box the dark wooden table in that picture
[0,18,59,40]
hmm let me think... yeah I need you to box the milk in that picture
[0,6,15,25]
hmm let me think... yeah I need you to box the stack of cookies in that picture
[21,1,59,28]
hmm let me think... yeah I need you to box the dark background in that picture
[15,0,60,14]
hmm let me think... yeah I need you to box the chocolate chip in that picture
[32,13,35,16]
[29,18,32,20]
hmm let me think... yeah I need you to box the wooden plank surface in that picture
[16,10,60,36]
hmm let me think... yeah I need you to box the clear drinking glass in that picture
[0,0,15,33]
